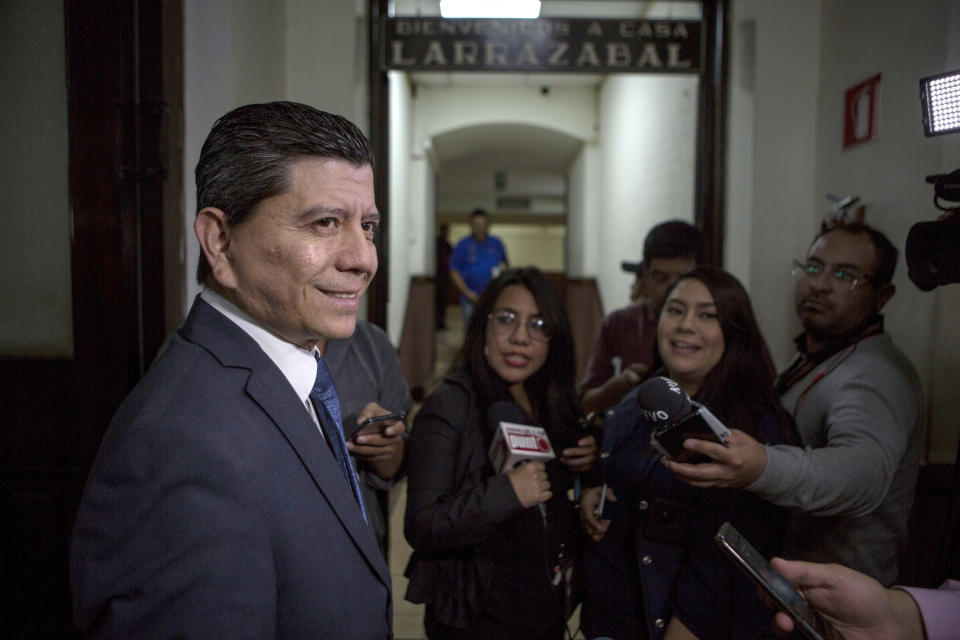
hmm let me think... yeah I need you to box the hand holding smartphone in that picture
[651,408,728,463]
[715,522,834,640]
[350,411,405,441]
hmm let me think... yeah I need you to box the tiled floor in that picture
[389,305,464,639]
[387,305,585,639]
[388,475,425,639]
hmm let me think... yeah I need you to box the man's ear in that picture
[194,207,238,290]
[875,282,895,312]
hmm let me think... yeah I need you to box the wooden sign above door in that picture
[382,17,702,74]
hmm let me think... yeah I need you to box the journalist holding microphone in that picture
[404,267,596,640]
[579,267,800,640]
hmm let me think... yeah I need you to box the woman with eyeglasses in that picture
[404,267,596,640]
[578,267,801,640]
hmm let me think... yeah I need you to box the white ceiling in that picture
[392,1,701,172]
[432,122,583,172]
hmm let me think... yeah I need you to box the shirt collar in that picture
[200,288,318,404]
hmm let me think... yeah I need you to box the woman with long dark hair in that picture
[579,266,799,640]
[404,267,596,640]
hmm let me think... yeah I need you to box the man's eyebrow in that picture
[298,204,344,220]
[297,205,380,221]
[811,258,867,272]
[831,262,867,272]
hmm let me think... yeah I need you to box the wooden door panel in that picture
[0,1,182,634]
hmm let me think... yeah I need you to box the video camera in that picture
[905,169,960,291]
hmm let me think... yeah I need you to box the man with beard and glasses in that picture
[663,223,923,586]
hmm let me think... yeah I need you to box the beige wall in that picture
[0,1,71,356]
[723,0,757,289]
[747,0,823,367]
[389,71,415,340]
[596,74,699,314]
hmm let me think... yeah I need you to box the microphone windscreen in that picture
[635,376,692,424]
[487,400,527,432]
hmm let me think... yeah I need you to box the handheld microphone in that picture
[487,401,556,474]
[636,376,730,463]
[635,376,692,423]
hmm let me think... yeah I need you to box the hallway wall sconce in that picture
[439,0,541,19]
[920,68,960,137]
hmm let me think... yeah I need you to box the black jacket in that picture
[403,368,580,630]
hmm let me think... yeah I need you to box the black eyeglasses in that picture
[487,309,552,342]
[792,260,874,290]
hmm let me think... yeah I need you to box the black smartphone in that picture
[714,522,833,640]
[351,411,406,440]
[651,404,730,463]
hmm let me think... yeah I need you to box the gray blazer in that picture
[71,296,392,638]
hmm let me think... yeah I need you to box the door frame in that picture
[364,0,729,328]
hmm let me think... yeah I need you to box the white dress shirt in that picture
[200,288,325,433]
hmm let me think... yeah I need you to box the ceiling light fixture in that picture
[439,0,542,19]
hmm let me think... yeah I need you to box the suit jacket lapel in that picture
[180,296,391,589]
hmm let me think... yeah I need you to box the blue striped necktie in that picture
[310,354,367,523]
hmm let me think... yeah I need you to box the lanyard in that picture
[790,341,860,417]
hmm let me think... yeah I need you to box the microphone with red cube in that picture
[487,400,556,473]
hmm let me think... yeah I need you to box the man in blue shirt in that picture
[449,208,508,323]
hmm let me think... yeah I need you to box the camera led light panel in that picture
[920,68,960,137]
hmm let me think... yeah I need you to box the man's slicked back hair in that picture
[194,101,375,284]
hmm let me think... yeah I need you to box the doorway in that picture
[367,0,726,343]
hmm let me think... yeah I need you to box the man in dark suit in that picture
[70,102,392,638]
